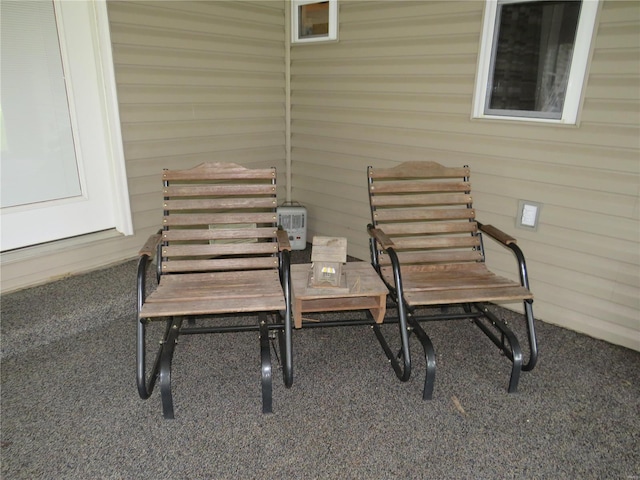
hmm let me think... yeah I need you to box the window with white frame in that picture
[292,0,338,44]
[473,0,600,124]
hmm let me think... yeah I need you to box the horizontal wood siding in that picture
[1,0,286,292]
[290,0,640,350]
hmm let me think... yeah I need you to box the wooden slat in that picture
[391,236,481,250]
[163,184,276,197]
[378,250,483,265]
[163,197,277,210]
[371,192,472,207]
[373,208,475,222]
[399,268,517,291]
[161,256,279,273]
[162,212,277,226]
[370,180,470,193]
[368,162,469,179]
[162,242,278,257]
[140,270,285,318]
[141,295,285,317]
[379,222,477,235]
[163,162,275,180]
[404,286,533,306]
[162,227,278,241]
[158,269,280,285]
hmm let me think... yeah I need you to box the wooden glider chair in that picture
[136,162,293,419]
[367,161,538,399]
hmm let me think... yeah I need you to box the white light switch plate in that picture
[516,200,542,231]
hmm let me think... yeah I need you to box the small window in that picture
[292,0,338,44]
[473,0,600,124]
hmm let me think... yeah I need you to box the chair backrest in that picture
[368,161,484,272]
[159,162,281,274]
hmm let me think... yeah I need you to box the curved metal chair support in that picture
[406,319,437,400]
[367,237,412,382]
[159,316,182,419]
[471,305,523,392]
[279,249,294,388]
[136,254,169,400]
[505,242,538,371]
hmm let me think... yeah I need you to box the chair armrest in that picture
[478,223,517,246]
[367,225,395,250]
[138,232,162,258]
[277,228,292,251]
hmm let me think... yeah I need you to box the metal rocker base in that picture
[138,312,281,420]
[378,301,532,401]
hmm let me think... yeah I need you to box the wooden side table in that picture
[291,262,388,328]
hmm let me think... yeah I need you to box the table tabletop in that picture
[291,262,388,300]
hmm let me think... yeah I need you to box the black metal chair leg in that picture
[259,315,273,414]
[522,300,538,372]
[159,316,182,420]
[137,317,172,400]
[407,319,436,400]
[473,305,523,393]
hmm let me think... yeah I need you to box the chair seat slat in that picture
[404,286,533,306]
[378,251,483,265]
[140,296,285,318]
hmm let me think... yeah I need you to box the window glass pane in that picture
[488,1,581,118]
[1,0,81,208]
[299,1,330,39]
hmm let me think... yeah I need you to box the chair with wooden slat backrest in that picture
[367,161,538,399]
[136,162,293,419]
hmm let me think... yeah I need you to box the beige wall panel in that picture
[107,1,282,40]
[473,174,637,218]
[111,45,283,73]
[290,0,640,349]
[292,120,637,173]
[580,99,639,125]
[293,105,639,150]
[292,36,479,59]
[122,118,283,142]
[116,85,284,105]
[118,103,284,124]
[109,24,283,57]
[123,134,284,161]
[294,91,472,116]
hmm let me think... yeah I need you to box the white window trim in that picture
[472,0,601,125]
[292,0,338,44]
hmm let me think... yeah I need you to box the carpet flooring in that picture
[1,252,639,479]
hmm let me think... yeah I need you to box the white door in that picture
[0,0,132,252]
